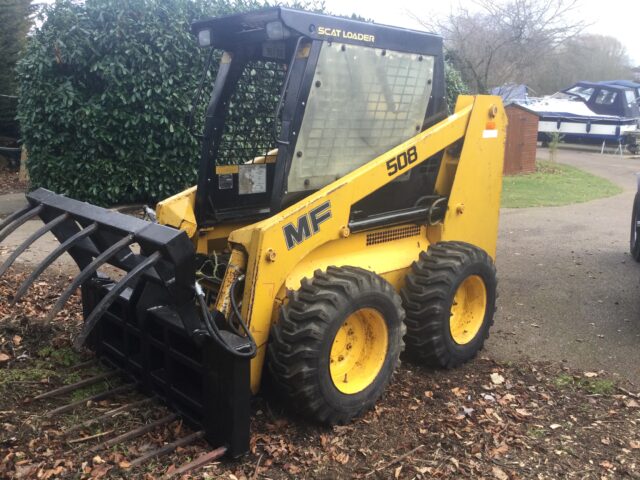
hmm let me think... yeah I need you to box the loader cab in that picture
[191,8,447,228]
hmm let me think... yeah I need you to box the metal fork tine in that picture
[129,431,205,468]
[31,370,119,401]
[0,213,71,277]
[74,251,162,347]
[45,234,135,323]
[63,396,157,436]
[46,382,136,416]
[12,223,98,303]
[162,446,227,479]
[88,412,179,452]
[0,205,33,232]
[0,204,43,244]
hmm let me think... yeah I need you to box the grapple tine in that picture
[31,370,119,401]
[45,234,135,323]
[162,446,228,479]
[63,396,157,435]
[45,382,136,416]
[128,431,205,468]
[0,204,43,244]
[0,213,71,277]
[0,205,33,232]
[88,412,179,452]
[74,250,162,347]
[13,223,98,303]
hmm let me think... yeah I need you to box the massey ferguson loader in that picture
[0,8,507,458]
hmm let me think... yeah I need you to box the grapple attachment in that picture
[0,188,250,457]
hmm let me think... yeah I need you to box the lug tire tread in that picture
[268,266,405,424]
[401,241,497,369]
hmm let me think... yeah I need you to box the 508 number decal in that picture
[386,146,418,176]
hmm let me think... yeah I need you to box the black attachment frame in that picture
[0,188,252,457]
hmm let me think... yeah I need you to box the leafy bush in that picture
[18,0,465,205]
[17,0,262,205]
[444,61,469,113]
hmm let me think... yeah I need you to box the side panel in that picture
[282,225,430,293]
[438,96,507,258]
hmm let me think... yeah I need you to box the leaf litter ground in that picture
[1,271,639,479]
[0,167,28,196]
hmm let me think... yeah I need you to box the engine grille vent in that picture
[366,225,421,246]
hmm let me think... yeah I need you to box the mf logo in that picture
[283,201,332,250]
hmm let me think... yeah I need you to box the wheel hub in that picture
[330,308,388,394]
[449,275,487,345]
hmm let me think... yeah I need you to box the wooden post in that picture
[19,147,29,182]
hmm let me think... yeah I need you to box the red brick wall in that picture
[503,105,538,175]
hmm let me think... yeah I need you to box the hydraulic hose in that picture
[195,280,257,358]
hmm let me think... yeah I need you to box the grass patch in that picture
[527,427,546,439]
[554,374,615,395]
[0,366,56,386]
[37,346,84,367]
[502,161,622,208]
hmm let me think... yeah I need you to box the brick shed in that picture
[503,104,538,175]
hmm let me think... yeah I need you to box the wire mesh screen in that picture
[216,60,287,165]
[288,44,434,192]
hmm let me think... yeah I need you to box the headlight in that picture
[266,21,289,40]
[197,28,212,47]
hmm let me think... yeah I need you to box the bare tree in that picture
[415,0,588,93]
[530,34,630,93]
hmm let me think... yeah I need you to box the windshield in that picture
[564,85,594,102]
[287,43,434,193]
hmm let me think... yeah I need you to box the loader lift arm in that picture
[221,94,506,392]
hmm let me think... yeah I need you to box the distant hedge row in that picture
[17,0,467,205]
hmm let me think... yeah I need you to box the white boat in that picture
[518,81,640,145]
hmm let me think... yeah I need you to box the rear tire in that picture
[267,266,405,424]
[401,242,497,368]
[630,193,640,261]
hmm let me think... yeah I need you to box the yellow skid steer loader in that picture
[0,7,506,457]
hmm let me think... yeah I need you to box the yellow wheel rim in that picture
[329,308,388,394]
[449,275,487,345]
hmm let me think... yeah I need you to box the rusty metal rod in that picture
[13,223,98,303]
[46,234,135,323]
[89,412,179,452]
[0,205,33,232]
[75,250,162,347]
[65,358,98,372]
[63,396,156,436]
[0,205,43,244]
[128,431,205,468]
[31,370,119,401]
[46,383,135,416]
[162,446,227,479]
[0,213,71,277]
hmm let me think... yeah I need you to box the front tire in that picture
[401,242,497,368]
[630,192,640,261]
[267,266,405,424]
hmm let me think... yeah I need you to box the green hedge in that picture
[17,0,265,205]
[17,0,465,205]
[445,61,468,113]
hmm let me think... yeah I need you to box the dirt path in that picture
[487,148,640,385]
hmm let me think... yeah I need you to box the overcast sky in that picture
[322,0,640,65]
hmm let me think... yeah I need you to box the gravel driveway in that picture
[487,148,640,385]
